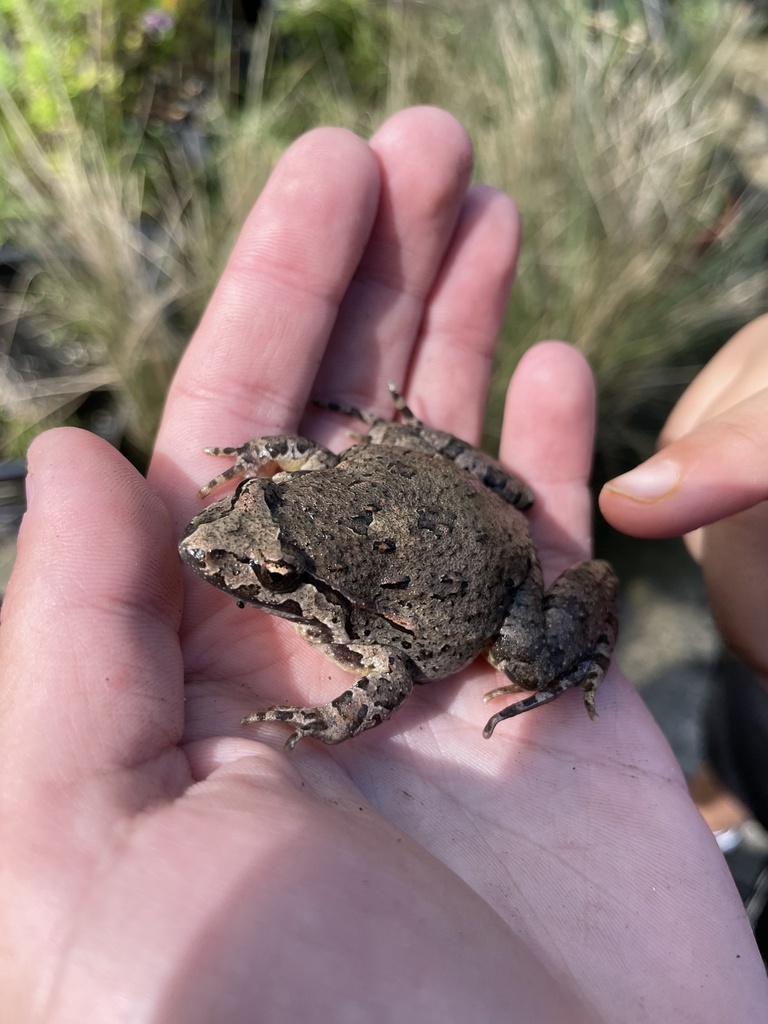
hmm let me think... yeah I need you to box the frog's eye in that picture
[254,561,303,593]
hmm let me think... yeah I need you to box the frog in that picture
[179,385,619,750]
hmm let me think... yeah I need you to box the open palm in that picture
[1,108,764,1023]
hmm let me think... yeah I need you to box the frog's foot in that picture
[198,437,338,498]
[242,651,413,749]
[315,383,411,425]
[313,397,380,427]
[482,632,614,738]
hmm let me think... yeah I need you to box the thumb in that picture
[0,428,185,800]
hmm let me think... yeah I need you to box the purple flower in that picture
[140,9,175,40]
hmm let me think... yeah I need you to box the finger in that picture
[662,313,768,445]
[150,127,380,519]
[0,429,186,801]
[310,106,474,411]
[499,342,597,575]
[406,185,520,445]
[600,388,768,538]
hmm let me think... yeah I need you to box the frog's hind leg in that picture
[483,559,619,737]
[482,625,616,738]
[314,383,415,427]
[242,646,413,749]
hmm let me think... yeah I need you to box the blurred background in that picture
[0,0,767,940]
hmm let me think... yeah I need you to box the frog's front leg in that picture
[242,645,413,749]
[483,560,619,738]
[198,436,339,497]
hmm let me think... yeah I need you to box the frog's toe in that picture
[482,680,528,702]
[242,665,414,749]
[482,646,611,737]
[242,705,346,749]
[482,688,561,738]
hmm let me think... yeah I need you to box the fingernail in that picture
[605,458,680,502]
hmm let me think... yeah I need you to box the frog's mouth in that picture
[243,597,307,623]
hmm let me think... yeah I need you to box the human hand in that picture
[600,314,768,681]
[2,108,765,1023]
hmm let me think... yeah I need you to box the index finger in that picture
[149,127,380,524]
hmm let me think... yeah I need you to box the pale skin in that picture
[0,108,765,1024]
[601,312,768,688]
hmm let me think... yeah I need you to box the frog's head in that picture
[178,478,311,621]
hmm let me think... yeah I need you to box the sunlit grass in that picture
[0,62,285,455]
[387,1,767,464]
[0,0,765,465]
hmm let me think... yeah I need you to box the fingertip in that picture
[16,427,180,616]
[369,107,474,223]
[601,399,768,538]
[24,426,111,521]
[371,105,474,172]
[597,478,683,539]
[502,342,596,480]
[514,340,595,392]
[229,125,381,288]
[603,458,682,501]
[278,124,380,193]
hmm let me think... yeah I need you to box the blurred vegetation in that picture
[0,0,766,468]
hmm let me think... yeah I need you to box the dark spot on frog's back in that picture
[431,573,468,599]
[346,509,374,535]
[417,507,457,533]
[387,458,418,479]
[381,575,411,589]
[372,538,396,554]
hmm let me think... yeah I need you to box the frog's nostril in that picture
[179,543,204,564]
[179,541,224,568]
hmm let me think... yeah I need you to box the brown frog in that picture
[179,386,619,749]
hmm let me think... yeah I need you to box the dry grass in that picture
[0,0,765,464]
[387,1,768,461]
[0,68,285,454]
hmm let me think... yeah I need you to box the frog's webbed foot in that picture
[242,647,413,749]
[198,437,338,498]
[484,559,619,737]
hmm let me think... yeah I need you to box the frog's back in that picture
[277,444,532,677]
